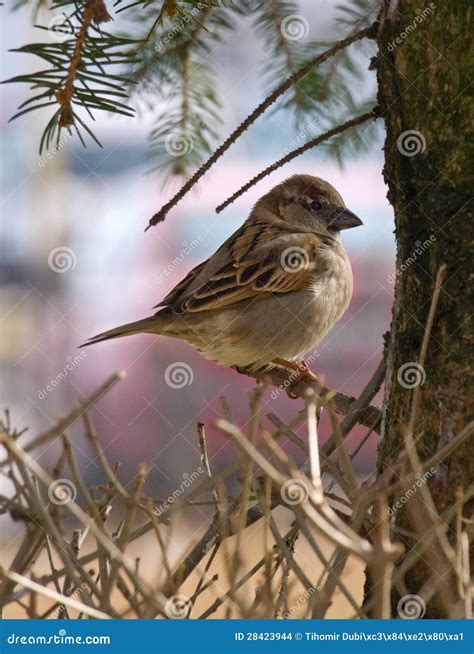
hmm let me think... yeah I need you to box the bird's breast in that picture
[310,247,353,320]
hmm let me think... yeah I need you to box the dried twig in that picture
[0,371,126,464]
[252,366,382,432]
[0,569,110,620]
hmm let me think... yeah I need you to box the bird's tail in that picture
[81,316,161,348]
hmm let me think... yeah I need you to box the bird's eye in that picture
[310,200,322,211]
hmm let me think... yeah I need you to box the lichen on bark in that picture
[367,0,473,618]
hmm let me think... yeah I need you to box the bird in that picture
[82,174,362,384]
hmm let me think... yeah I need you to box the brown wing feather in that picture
[154,259,208,310]
[182,232,323,313]
[155,221,325,315]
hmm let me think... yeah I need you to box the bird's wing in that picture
[158,226,325,314]
[155,260,208,309]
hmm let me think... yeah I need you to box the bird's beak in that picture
[330,209,363,230]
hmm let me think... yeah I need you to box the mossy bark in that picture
[367,1,473,617]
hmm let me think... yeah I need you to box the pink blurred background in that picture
[0,2,396,500]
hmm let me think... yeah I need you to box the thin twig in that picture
[0,433,167,615]
[253,367,382,432]
[146,23,378,229]
[197,423,218,504]
[0,569,110,620]
[408,264,446,436]
[216,109,380,212]
[0,371,126,464]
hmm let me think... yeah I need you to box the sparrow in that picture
[83,174,362,381]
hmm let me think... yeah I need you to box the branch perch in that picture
[250,365,382,433]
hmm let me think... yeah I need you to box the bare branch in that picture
[216,109,380,212]
[146,23,378,229]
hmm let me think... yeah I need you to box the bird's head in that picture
[256,174,363,237]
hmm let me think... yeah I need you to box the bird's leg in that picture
[271,357,319,397]
[272,357,318,380]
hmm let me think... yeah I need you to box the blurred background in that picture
[0,1,395,510]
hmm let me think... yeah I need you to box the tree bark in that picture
[367,1,473,617]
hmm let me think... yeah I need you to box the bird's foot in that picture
[271,358,319,398]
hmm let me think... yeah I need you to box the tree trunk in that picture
[367,1,473,618]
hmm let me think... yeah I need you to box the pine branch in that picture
[320,97,382,163]
[215,107,380,212]
[5,0,137,153]
[252,0,313,118]
[146,20,378,229]
[335,0,381,30]
[128,4,217,91]
[56,0,111,128]
[130,4,230,181]
[283,0,381,134]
